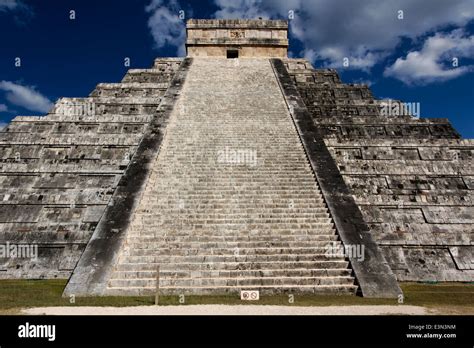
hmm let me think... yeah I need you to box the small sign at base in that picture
[241,290,259,301]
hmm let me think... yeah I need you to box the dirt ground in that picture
[21,304,431,315]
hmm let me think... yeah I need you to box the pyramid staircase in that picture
[105,58,357,295]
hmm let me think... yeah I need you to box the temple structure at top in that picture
[186,19,289,58]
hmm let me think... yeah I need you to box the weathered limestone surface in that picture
[272,59,401,298]
[0,58,183,278]
[63,59,191,296]
[186,19,288,58]
[103,58,356,296]
[283,58,473,282]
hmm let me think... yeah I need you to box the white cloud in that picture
[384,30,474,84]
[0,104,8,112]
[213,0,474,70]
[352,78,375,87]
[213,0,270,19]
[146,0,186,56]
[0,0,20,11]
[0,122,7,131]
[0,81,53,113]
[0,0,29,13]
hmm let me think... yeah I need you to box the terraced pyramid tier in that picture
[105,58,357,295]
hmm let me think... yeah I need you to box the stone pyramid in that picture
[0,19,471,298]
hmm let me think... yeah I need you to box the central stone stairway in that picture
[105,58,357,295]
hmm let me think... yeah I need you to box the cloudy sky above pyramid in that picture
[0,0,473,137]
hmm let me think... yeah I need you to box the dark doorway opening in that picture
[227,50,239,59]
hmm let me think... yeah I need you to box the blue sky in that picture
[0,0,473,137]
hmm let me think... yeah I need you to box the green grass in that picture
[399,282,474,307]
[0,279,473,311]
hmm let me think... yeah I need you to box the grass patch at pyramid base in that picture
[0,280,473,312]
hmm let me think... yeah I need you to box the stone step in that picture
[129,221,334,229]
[147,181,319,186]
[160,149,307,154]
[135,206,328,212]
[136,205,326,212]
[127,229,336,237]
[140,197,325,203]
[127,226,337,235]
[141,197,324,202]
[147,187,321,193]
[147,172,317,177]
[145,195,323,200]
[110,268,353,279]
[125,240,340,249]
[134,215,332,221]
[130,224,333,232]
[115,260,351,272]
[123,246,336,257]
[145,176,315,181]
[147,182,319,188]
[134,208,329,213]
[138,206,328,212]
[137,207,328,214]
[106,284,358,296]
[151,167,312,170]
[108,275,355,288]
[120,253,347,264]
[147,172,316,177]
[131,224,334,231]
[125,234,340,243]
